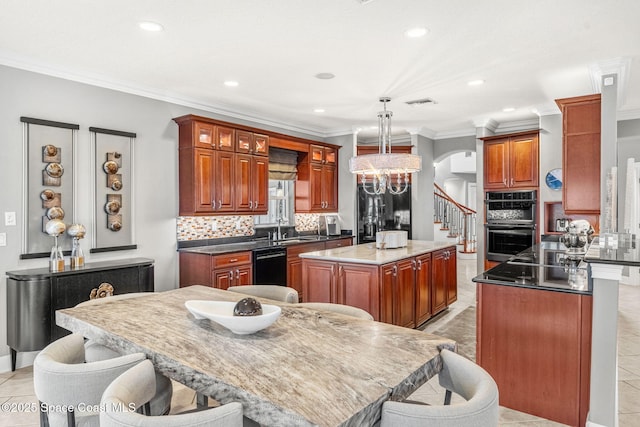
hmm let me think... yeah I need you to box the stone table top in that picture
[298,240,455,265]
[57,285,455,426]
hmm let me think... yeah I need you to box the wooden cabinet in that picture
[302,246,455,328]
[555,94,601,214]
[296,144,340,213]
[432,247,457,315]
[482,131,539,190]
[414,253,432,326]
[477,283,592,426]
[174,115,268,216]
[179,251,252,289]
[287,238,352,301]
[6,258,154,371]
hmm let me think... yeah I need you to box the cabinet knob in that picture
[393,265,398,277]
[249,201,253,209]
[218,200,222,209]
[412,260,417,270]
[254,200,258,210]
[236,269,240,280]
[417,260,422,270]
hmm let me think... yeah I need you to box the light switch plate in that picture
[5,212,16,226]
[0,232,6,246]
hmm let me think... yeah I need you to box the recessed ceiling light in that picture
[224,81,239,87]
[503,107,515,112]
[467,79,485,86]
[314,108,325,113]
[138,21,164,32]
[315,73,335,80]
[405,27,429,38]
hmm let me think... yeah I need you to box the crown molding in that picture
[434,128,476,139]
[472,118,499,132]
[589,57,632,108]
[618,109,640,122]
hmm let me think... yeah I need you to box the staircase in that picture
[433,183,477,255]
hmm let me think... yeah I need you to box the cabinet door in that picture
[235,130,254,154]
[215,151,235,212]
[194,121,215,149]
[415,253,432,326]
[337,263,379,321]
[322,165,337,211]
[216,125,235,151]
[309,164,324,211]
[380,264,395,324]
[253,134,269,156]
[395,259,416,328]
[509,134,539,188]
[431,249,448,314]
[483,139,509,189]
[323,147,337,165]
[213,268,233,290]
[235,266,253,286]
[302,260,336,303]
[446,248,458,305]
[310,145,326,164]
[563,133,601,213]
[287,258,304,301]
[234,153,252,211]
[193,149,216,213]
[252,156,268,213]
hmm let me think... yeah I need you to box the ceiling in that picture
[1,0,639,140]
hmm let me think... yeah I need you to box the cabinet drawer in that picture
[212,251,252,268]
[287,242,326,258]
[325,237,353,249]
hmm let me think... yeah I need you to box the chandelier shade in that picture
[349,97,422,194]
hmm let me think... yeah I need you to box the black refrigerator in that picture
[357,184,412,244]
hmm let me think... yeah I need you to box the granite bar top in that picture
[57,286,454,426]
[584,236,640,267]
[6,257,154,280]
[179,235,351,255]
[298,240,455,265]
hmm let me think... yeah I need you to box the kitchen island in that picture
[300,240,457,328]
[473,241,592,427]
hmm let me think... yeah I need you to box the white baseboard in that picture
[0,351,38,373]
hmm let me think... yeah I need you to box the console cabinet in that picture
[6,258,154,371]
[482,131,539,190]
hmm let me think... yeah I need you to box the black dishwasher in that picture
[252,246,287,285]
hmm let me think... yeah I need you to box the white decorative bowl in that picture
[185,300,281,335]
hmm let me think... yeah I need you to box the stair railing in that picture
[433,183,477,253]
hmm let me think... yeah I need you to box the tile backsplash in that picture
[176,213,320,241]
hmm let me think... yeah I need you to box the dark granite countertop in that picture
[178,235,353,255]
[473,241,592,295]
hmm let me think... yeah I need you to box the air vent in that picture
[405,98,437,106]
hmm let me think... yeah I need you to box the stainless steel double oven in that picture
[485,190,537,262]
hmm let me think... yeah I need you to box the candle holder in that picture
[67,224,86,269]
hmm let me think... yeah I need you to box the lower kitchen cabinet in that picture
[302,245,456,328]
[180,251,252,289]
[6,258,154,371]
[477,283,592,427]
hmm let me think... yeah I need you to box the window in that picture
[254,180,295,226]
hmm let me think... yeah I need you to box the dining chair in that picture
[297,302,374,320]
[33,333,148,427]
[380,348,499,427]
[76,292,173,416]
[100,359,244,427]
[227,285,299,303]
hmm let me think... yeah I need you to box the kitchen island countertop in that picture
[299,240,455,265]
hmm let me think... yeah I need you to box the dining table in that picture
[56,285,456,426]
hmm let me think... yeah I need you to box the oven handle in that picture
[488,229,532,236]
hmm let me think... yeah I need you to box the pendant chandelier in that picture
[349,97,422,195]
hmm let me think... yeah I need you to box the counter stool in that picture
[297,302,374,320]
[227,285,299,303]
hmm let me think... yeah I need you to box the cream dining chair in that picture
[227,285,299,303]
[380,348,499,427]
[100,359,245,427]
[297,302,374,320]
[75,292,173,416]
[33,333,148,427]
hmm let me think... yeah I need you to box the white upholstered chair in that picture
[33,333,148,427]
[380,349,499,427]
[227,285,299,303]
[297,302,374,320]
[75,292,173,416]
[100,359,244,427]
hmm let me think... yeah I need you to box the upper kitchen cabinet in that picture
[235,130,269,156]
[174,115,268,216]
[555,94,601,214]
[296,144,340,213]
[482,131,539,190]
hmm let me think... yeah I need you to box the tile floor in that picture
[1,257,639,426]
